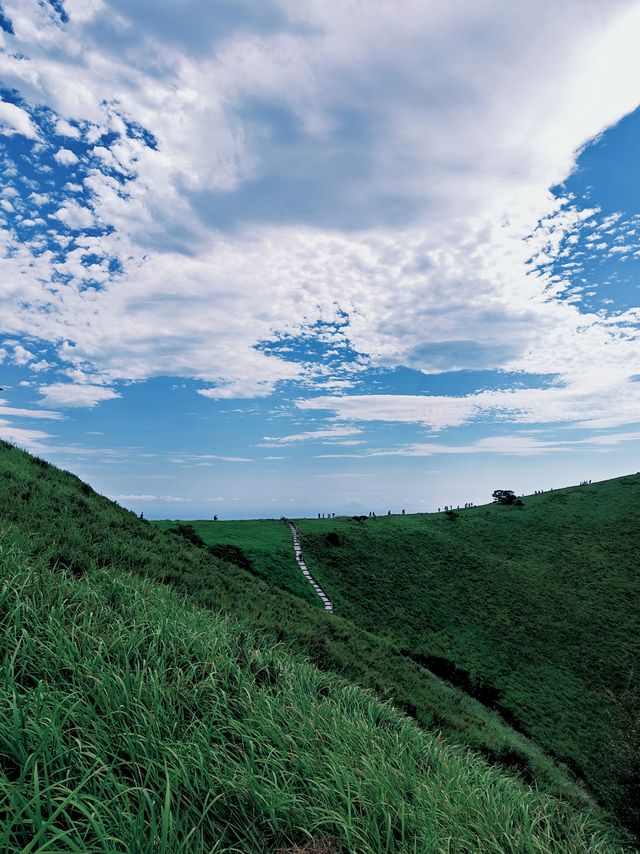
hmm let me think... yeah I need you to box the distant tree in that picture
[492,489,516,505]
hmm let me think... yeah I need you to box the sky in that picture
[1,0,640,519]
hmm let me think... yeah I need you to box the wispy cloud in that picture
[0,419,54,450]
[298,372,640,431]
[167,453,253,463]
[116,494,191,503]
[317,430,640,459]
[261,425,361,445]
[0,399,62,420]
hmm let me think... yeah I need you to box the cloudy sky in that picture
[1,0,640,518]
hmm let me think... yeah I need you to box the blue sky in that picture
[1,0,640,518]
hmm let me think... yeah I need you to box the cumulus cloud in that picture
[3,342,35,366]
[0,0,639,435]
[51,200,95,229]
[53,147,79,165]
[38,383,120,407]
[54,118,80,138]
[0,98,39,139]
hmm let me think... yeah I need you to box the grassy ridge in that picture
[0,524,625,852]
[296,478,640,835]
[0,441,630,846]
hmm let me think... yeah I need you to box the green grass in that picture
[0,440,635,849]
[296,479,640,836]
[153,518,321,607]
[0,465,630,851]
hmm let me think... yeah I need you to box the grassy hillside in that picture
[0,438,599,817]
[0,440,634,849]
[0,510,625,852]
[296,478,640,836]
[153,517,321,607]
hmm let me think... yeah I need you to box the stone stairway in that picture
[286,520,334,613]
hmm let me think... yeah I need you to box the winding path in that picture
[286,521,334,613]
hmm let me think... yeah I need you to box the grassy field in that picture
[153,517,321,607]
[0,507,626,852]
[1,440,635,849]
[296,478,640,836]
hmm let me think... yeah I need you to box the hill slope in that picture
[0,438,598,815]
[1,501,627,852]
[296,478,640,836]
[153,516,322,607]
[0,440,634,850]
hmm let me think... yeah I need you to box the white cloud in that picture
[0,419,53,451]
[317,429,640,459]
[9,343,35,366]
[0,98,39,139]
[53,147,79,166]
[52,200,95,229]
[262,425,361,445]
[0,399,62,420]
[115,494,157,501]
[115,494,191,502]
[30,359,53,372]
[197,375,298,400]
[315,472,374,478]
[169,453,253,463]
[0,0,638,437]
[298,372,640,432]
[55,118,81,138]
[38,383,120,408]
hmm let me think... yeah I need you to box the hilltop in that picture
[296,476,640,837]
[0,440,635,851]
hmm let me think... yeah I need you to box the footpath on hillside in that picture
[286,521,334,612]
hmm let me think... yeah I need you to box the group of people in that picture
[317,509,407,518]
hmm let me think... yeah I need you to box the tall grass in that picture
[0,439,596,819]
[0,529,627,852]
[0,440,634,849]
[297,479,640,837]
